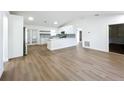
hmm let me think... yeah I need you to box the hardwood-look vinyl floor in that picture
[1,45,124,81]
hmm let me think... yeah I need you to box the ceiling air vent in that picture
[84,41,90,47]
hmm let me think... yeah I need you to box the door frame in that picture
[108,23,124,52]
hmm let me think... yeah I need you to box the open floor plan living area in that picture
[1,11,124,81]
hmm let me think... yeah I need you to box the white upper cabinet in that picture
[58,25,76,34]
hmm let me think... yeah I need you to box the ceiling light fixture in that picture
[94,14,100,16]
[28,17,34,21]
[54,21,58,25]
[44,20,47,23]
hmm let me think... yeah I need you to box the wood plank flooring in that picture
[1,45,124,81]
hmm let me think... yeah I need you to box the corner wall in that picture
[3,12,9,62]
[0,11,9,77]
[0,12,3,77]
[65,14,124,52]
[8,15,24,59]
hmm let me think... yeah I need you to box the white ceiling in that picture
[10,11,124,28]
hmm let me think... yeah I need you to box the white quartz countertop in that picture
[49,37,75,40]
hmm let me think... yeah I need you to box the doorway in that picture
[27,29,38,45]
[79,31,82,45]
[23,27,28,56]
[109,24,124,54]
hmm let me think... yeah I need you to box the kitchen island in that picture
[47,38,77,50]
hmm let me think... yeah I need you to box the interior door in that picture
[79,31,82,42]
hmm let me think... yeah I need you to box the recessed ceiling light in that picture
[54,21,58,25]
[28,17,34,21]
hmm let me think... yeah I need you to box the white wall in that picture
[64,14,124,52]
[8,15,23,59]
[0,12,3,77]
[81,16,109,52]
[3,12,9,62]
[51,29,56,36]
[0,11,9,77]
